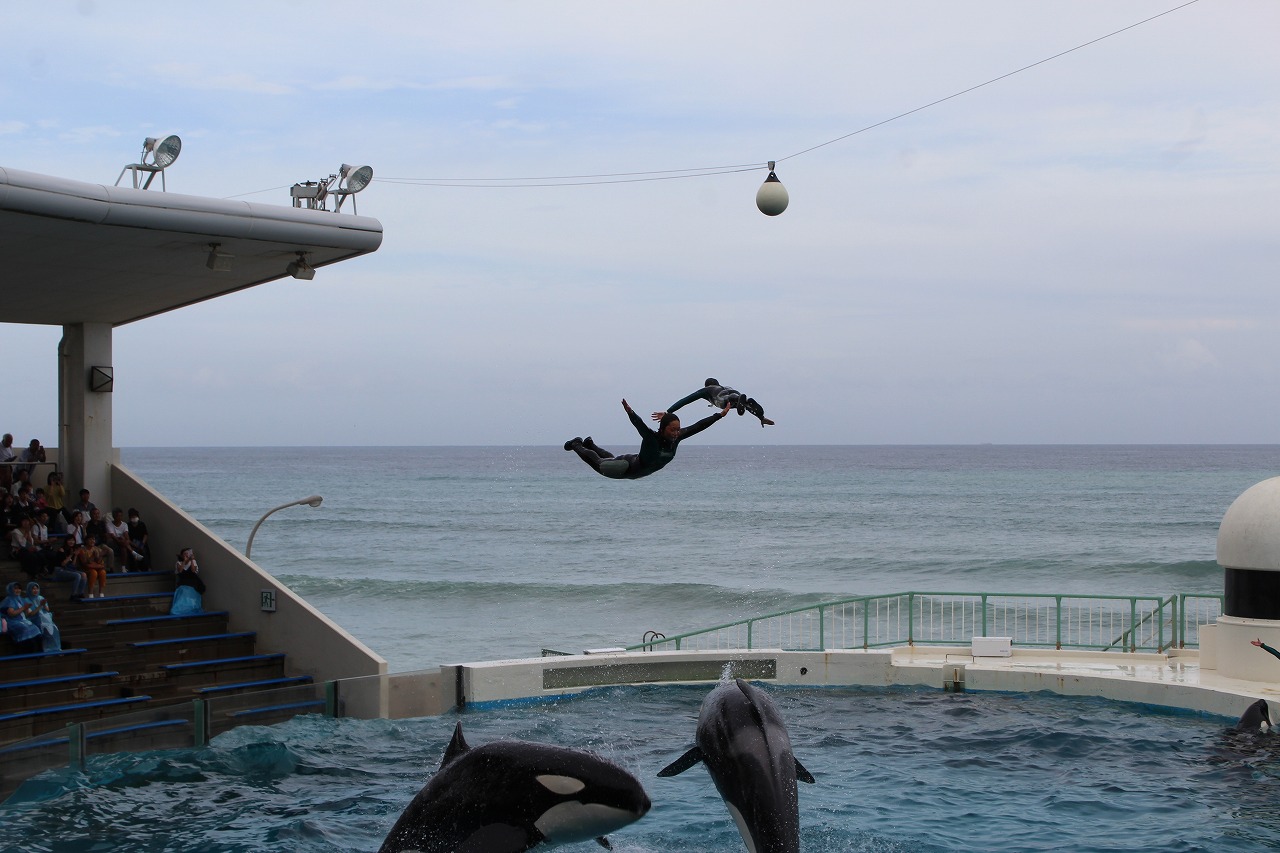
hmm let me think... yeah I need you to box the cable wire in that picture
[224,0,1201,199]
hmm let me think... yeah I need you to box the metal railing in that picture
[627,591,1224,655]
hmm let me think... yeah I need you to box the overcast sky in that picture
[3,0,1277,446]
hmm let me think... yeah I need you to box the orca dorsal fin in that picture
[657,746,704,777]
[795,757,816,784]
[442,722,470,768]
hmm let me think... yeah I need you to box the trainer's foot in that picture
[582,436,600,451]
[761,417,775,426]
[564,437,583,451]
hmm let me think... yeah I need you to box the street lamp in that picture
[246,495,323,559]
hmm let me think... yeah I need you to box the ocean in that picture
[5,444,1280,851]
[118,444,1277,671]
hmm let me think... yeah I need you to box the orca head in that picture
[379,725,649,853]
[1238,698,1272,733]
[526,751,652,845]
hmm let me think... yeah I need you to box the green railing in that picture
[627,591,1225,655]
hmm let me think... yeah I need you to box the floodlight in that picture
[116,134,182,190]
[287,252,315,280]
[145,135,182,169]
[755,161,789,216]
[289,163,373,212]
[332,164,373,213]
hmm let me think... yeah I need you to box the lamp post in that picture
[246,495,323,559]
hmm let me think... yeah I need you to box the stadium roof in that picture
[0,166,383,327]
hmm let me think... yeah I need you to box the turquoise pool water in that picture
[4,685,1279,852]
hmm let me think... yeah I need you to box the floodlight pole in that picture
[245,495,324,559]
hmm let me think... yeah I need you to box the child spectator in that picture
[77,535,108,598]
[23,582,61,652]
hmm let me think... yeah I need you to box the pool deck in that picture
[889,646,1272,720]
[445,645,1274,723]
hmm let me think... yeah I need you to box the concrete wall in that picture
[110,462,387,687]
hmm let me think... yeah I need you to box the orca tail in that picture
[657,746,705,777]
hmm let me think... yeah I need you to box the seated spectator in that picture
[171,547,205,615]
[44,472,67,533]
[1,581,41,653]
[23,582,61,653]
[13,483,36,515]
[48,537,88,600]
[85,508,116,571]
[9,515,52,579]
[76,535,109,599]
[10,468,33,499]
[127,508,152,570]
[0,493,17,537]
[65,510,86,546]
[68,488,96,524]
[104,508,134,572]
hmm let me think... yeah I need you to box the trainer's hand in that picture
[650,411,667,421]
[621,399,632,413]
[720,403,731,416]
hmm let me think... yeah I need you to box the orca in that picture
[379,723,651,853]
[658,678,815,853]
[1237,698,1272,733]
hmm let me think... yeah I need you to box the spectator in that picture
[1,581,41,653]
[0,434,14,490]
[127,508,152,570]
[10,467,32,497]
[44,472,67,533]
[0,493,17,537]
[9,515,51,579]
[23,582,61,652]
[49,537,88,600]
[65,510,86,546]
[17,439,45,478]
[13,483,36,515]
[171,547,205,615]
[69,489,96,524]
[76,535,108,599]
[86,508,116,571]
[104,508,133,572]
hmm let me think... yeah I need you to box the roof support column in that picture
[59,322,114,506]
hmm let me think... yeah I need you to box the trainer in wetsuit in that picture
[565,398,729,479]
[660,378,774,427]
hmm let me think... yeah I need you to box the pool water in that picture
[4,685,1280,852]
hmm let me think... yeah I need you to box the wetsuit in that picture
[570,407,725,480]
[669,382,772,426]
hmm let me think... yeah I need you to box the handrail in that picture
[626,590,1222,654]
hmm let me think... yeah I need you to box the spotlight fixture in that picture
[289,163,373,213]
[115,134,182,191]
[286,252,315,280]
[205,242,233,272]
[755,161,789,216]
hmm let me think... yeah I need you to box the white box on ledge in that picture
[971,637,1012,657]
[583,647,627,655]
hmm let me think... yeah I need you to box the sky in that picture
[2,0,1277,446]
